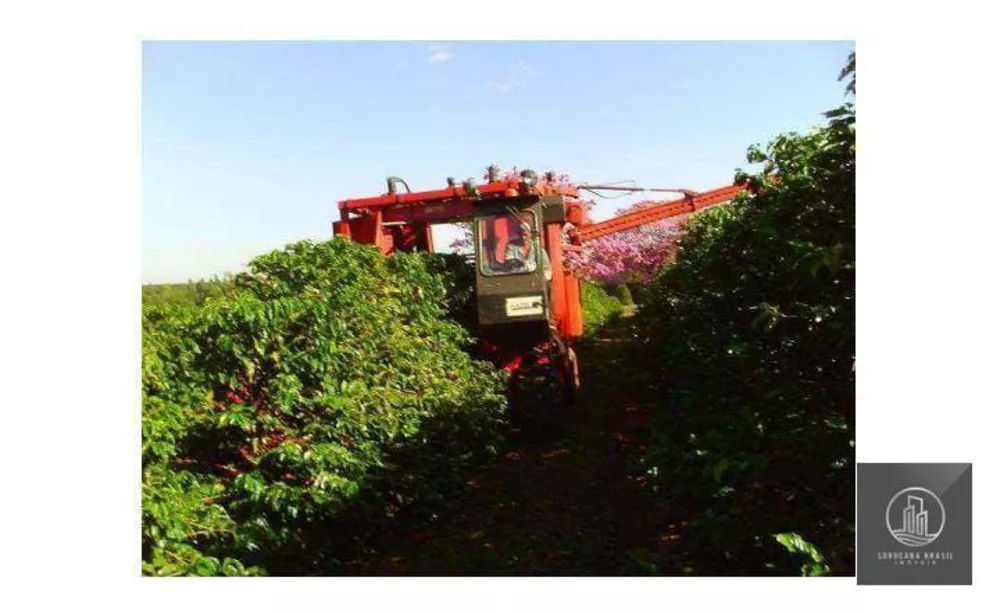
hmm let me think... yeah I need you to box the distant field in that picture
[142,278,232,308]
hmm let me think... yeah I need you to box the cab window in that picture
[477,211,539,277]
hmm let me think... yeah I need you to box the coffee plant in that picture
[142,239,507,575]
[580,280,624,332]
[635,64,855,575]
[614,283,634,307]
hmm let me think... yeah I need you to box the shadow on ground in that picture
[334,314,683,575]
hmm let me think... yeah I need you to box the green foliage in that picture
[613,284,634,306]
[142,277,234,308]
[580,280,624,333]
[839,51,856,96]
[625,280,647,307]
[774,532,830,576]
[417,253,478,334]
[636,71,855,574]
[142,238,507,575]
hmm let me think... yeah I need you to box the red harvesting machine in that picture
[336,167,744,415]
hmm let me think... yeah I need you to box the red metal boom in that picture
[575,183,747,243]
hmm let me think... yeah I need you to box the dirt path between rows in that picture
[337,314,684,575]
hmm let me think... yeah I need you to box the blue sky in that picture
[143,41,853,283]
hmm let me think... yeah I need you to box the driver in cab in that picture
[503,219,537,273]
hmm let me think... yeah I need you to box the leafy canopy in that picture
[143,239,507,575]
[636,58,855,575]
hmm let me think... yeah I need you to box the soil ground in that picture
[337,313,685,575]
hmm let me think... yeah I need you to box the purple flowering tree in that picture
[567,200,696,285]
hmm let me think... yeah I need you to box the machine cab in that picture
[473,201,553,338]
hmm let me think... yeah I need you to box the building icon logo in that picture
[885,486,946,547]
